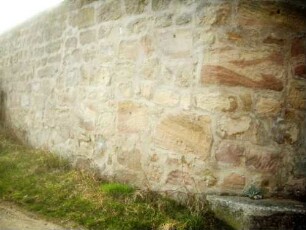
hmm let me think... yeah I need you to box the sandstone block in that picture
[97,0,122,22]
[291,37,306,79]
[222,173,246,190]
[195,2,231,26]
[70,7,95,28]
[255,97,282,117]
[287,80,306,110]
[80,29,96,45]
[157,29,192,58]
[201,65,283,91]
[175,12,192,25]
[215,141,245,166]
[153,88,179,106]
[125,0,148,14]
[154,13,173,28]
[117,149,142,171]
[118,40,140,61]
[218,116,252,138]
[154,114,212,159]
[152,0,171,11]
[117,101,148,133]
[246,148,281,173]
[117,82,133,98]
[166,170,193,186]
[195,91,238,113]
[45,41,61,54]
[237,1,306,31]
[37,66,59,78]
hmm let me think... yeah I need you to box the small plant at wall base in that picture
[243,185,263,200]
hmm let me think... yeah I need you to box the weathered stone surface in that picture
[80,29,96,45]
[166,170,193,186]
[291,37,306,78]
[154,13,173,28]
[175,12,192,25]
[287,80,306,110]
[117,149,142,171]
[154,114,212,159]
[195,2,231,26]
[246,148,281,173]
[117,101,148,133]
[45,41,61,54]
[195,90,238,113]
[125,0,148,14]
[97,0,122,22]
[255,97,282,117]
[152,0,171,11]
[218,116,252,138]
[201,65,284,91]
[118,40,140,61]
[215,141,245,166]
[153,88,179,106]
[207,195,306,230]
[70,7,95,28]
[222,173,246,190]
[156,29,192,58]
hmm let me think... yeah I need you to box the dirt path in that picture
[0,202,67,230]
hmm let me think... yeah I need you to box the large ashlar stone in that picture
[117,101,148,133]
[218,116,252,138]
[255,97,282,117]
[117,149,142,171]
[118,40,140,61]
[97,0,122,22]
[45,41,61,54]
[201,65,283,91]
[153,88,180,107]
[195,90,238,113]
[156,29,192,58]
[291,36,306,79]
[154,114,212,159]
[166,170,193,186]
[152,0,171,11]
[80,29,97,45]
[222,173,246,190]
[246,147,282,173]
[215,141,245,166]
[154,13,173,28]
[125,0,148,14]
[287,80,306,110]
[69,7,95,28]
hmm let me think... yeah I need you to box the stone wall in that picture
[0,0,305,199]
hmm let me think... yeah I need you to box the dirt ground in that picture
[0,202,67,230]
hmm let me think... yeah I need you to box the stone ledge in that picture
[207,195,306,230]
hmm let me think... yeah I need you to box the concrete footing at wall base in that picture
[207,195,306,230]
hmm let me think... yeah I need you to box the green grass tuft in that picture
[100,183,135,197]
[0,131,229,230]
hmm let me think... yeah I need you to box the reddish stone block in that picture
[222,173,246,190]
[291,37,306,78]
[246,150,282,173]
[215,142,245,166]
[201,65,283,91]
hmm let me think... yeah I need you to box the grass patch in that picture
[100,183,135,197]
[0,131,229,230]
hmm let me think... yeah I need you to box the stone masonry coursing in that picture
[0,0,305,199]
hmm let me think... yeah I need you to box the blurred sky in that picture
[0,0,63,35]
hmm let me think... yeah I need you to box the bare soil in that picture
[0,202,66,230]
